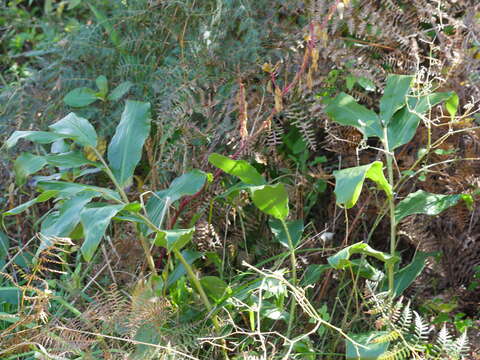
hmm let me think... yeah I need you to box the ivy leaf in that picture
[250,183,289,220]
[333,161,392,209]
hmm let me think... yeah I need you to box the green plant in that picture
[323,74,475,358]
[2,100,228,354]
[63,75,133,107]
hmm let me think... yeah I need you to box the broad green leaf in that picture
[349,259,384,281]
[6,131,66,148]
[37,181,121,201]
[269,218,303,249]
[42,192,96,237]
[80,204,124,261]
[95,75,108,97]
[386,251,431,297]
[49,113,98,147]
[51,138,70,153]
[334,161,392,209]
[63,87,98,107]
[208,153,266,185]
[387,92,452,150]
[395,190,473,222]
[325,93,383,139]
[3,190,58,216]
[250,183,289,220]
[346,332,390,360]
[200,276,229,302]
[144,170,209,232]
[46,151,96,168]
[380,74,413,124]
[14,153,47,185]
[445,92,459,119]
[328,242,398,269]
[107,100,151,188]
[108,81,133,101]
[154,228,195,252]
[0,287,21,306]
[293,338,316,360]
[300,264,330,286]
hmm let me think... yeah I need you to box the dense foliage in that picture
[1,1,479,359]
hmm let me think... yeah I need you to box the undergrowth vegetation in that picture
[1,0,480,359]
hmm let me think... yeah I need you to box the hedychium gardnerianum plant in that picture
[324,74,474,357]
[2,100,227,345]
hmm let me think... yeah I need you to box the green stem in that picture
[281,219,297,338]
[173,248,228,359]
[383,130,396,296]
[93,147,157,276]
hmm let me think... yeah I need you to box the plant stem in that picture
[281,219,297,338]
[173,248,228,359]
[93,147,157,276]
[383,129,396,296]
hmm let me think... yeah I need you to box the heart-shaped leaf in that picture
[325,93,383,139]
[334,161,392,209]
[380,74,413,125]
[269,218,303,249]
[144,170,209,232]
[328,242,398,270]
[250,183,289,220]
